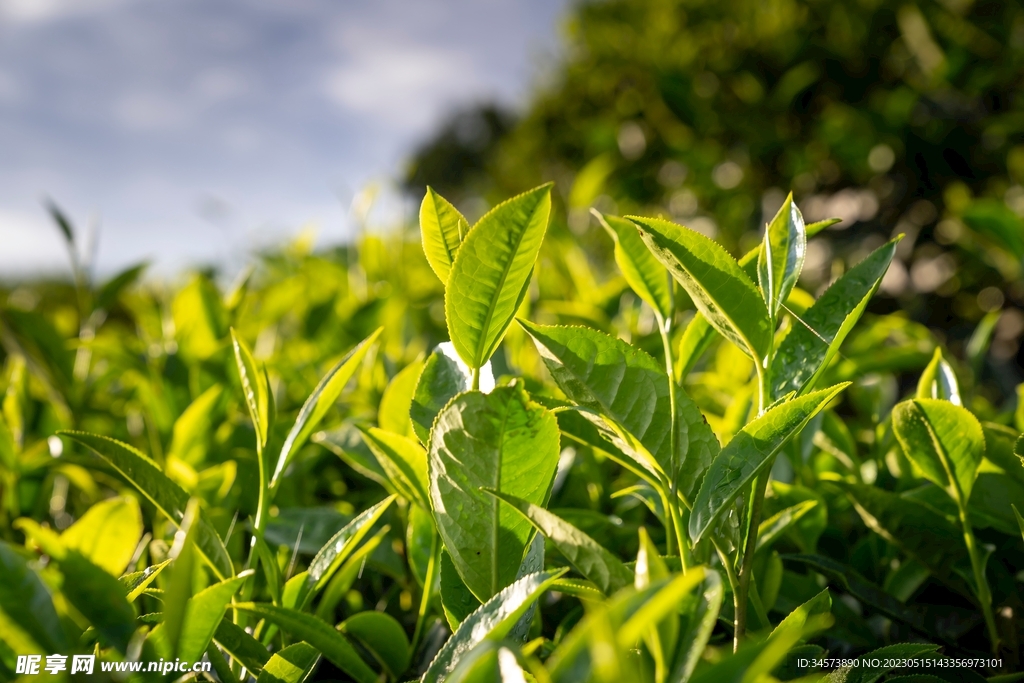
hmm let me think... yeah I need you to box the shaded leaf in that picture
[421,186,470,283]
[411,342,494,444]
[339,611,411,679]
[0,540,68,653]
[598,212,672,319]
[257,642,320,683]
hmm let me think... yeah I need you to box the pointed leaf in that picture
[214,618,271,673]
[275,328,382,487]
[440,549,482,630]
[670,570,723,683]
[339,611,410,679]
[916,347,961,405]
[60,431,233,579]
[446,184,552,368]
[232,329,269,449]
[629,215,770,361]
[773,237,899,398]
[421,187,469,283]
[234,603,376,683]
[618,568,709,645]
[304,495,396,597]
[634,527,668,589]
[422,569,567,683]
[429,384,560,601]
[892,398,985,506]
[411,342,494,444]
[755,500,818,554]
[257,642,319,683]
[758,193,806,318]
[769,588,832,643]
[358,427,429,508]
[379,359,425,437]
[598,212,672,319]
[676,313,716,381]
[61,496,143,576]
[689,384,849,543]
[178,573,249,663]
[484,489,633,595]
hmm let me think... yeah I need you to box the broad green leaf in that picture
[122,561,170,602]
[257,642,320,683]
[755,500,818,554]
[444,642,527,683]
[358,426,429,509]
[16,519,137,653]
[670,570,723,683]
[234,603,376,683]
[275,328,382,488]
[484,489,633,595]
[429,384,560,601]
[178,573,249,664]
[304,495,395,598]
[634,527,668,589]
[168,384,223,464]
[422,568,567,683]
[315,527,389,621]
[156,497,200,660]
[835,481,969,582]
[598,212,672,319]
[60,496,143,576]
[0,540,68,654]
[60,431,233,579]
[446,184,552,369]
[440,549,482,630]
[522,321,718,503]
[769,588,832,643]
[339,611,410,679]
[421,186,470,283]
[984,423,1024,488]
[689,383,848,543]
[676,313,716,381]
[916,347,961,405]
[172,274,227,361]
[629,215,770,361]
[314,423,390,487]
[410,342,494,444]
[892,398,985,506]
[214,618,271,673]
[379,358,425,437]
[757,193,806,319]
[823,643,941,683]
[407,503,435,586]
[772,237,899,398]
[232,329,269,450]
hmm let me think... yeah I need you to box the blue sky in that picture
[0,0,568,276]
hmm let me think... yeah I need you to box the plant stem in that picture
[961,508,1000,653]
[658,486,677,558]
[472,366,481,391]
[734,467,769,645]
[658,313,689,565]
[710,537,741,652]
[412,532,440,654]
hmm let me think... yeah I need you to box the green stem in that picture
[471,366,481,392]
[658,486,677,558]
[710,537,741,652]
[734,467,769,646]
[412,532,440,654]
[658,314,690,566]
[961,508,999,653]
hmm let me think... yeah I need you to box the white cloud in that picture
[0,209,68,275]
[0,0,135,24]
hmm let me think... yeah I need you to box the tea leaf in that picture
[60,496,143,576]
[916,347,962,405]
[598,212,672,319]
[629,215,770,361]
[758,193,806,319]
[178,573,249,664]
[232,329,269,450]
[429,385,560,601]
[214,618,271,673]
[755,500,818,554]
[304,495,396,597]
[446,184,552,369]
[440,549,482,630]
[0,540,69,653]
[422,568,567,683]
[257,642,320,683]
[358,426,429,509]
[892,398,985,506]
[484,489,633,595]
[234,603,377,683]
[634,527,668,589]
[689,384,848,543]
[676,313,716,381]
[379,359,425,437]
[671,570,724,683]
[421,186,470,283]
[772,237,899,398]
[339,611,411,679]
[769,588,832,643]
[60,431,234,579]
[411,342,494,444]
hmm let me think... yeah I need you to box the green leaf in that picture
[823,643,941,683]
[444,642,526,683]
[60,496,143,576]
[772,237,899,398]
[254,534,282,605]
[168,384,224,464]
[676,313,716,381]
[670,570,724,683]
[410,342,494,444]
[962,198,1024,258]
[234,603,377,683]
[758,192,806,319]
[232,329,270,450]
[122,561,170,602]
[422,569,567,683]
[275,328,382,488]
[440,549,482,630]
[421,186,470,283]
[214,618,271,673]
[0,540,68,654]
[357,427,429,509]
[1013,504,1024,545]
[755,500,819,554]
[339,611,411,679]
[769,588,832,643]
[892,398,985,507]
[429,384,560,602]
[689,383,848,543]
[60,431,233,579]
[916,347,961,405]
[257,642,320,683]
[304,495,396,598]
[521,321,718,503]
[618,568,710,646]
[598,212,672,319]
[379,359,425,437]
[178,573,249,664]
[95,262,147,312]
[634,527,668,589]
[484,489,633,595]
[445,184,552,369]
[806,218,842,237]
[629,215,770,361]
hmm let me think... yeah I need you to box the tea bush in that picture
[0,184,1021,682]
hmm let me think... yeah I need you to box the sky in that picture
[0,0,568,277]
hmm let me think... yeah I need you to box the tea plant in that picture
[0,182,1020,683]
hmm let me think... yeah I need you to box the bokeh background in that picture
[2,0,1023,385]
